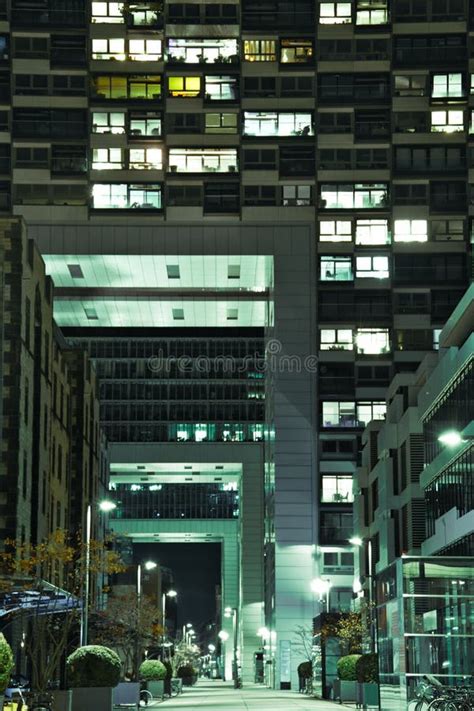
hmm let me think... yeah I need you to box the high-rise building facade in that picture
[0,0,471,688]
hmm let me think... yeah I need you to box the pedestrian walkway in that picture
[152,679,355,709]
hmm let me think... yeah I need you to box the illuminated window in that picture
[92,183,162,209]
[356,0,388,25]
[320,256,353,281]
[168,76,201,97]
[92,148,124,170]
[355,328,389,354]
[355,219,389,245]
[205,113,238,134]
[127,4,162,27]
[394,219,428,243]
[431,109,464,133]
[129,112,161,137]
[243,112,313,137]
[319,2,352,24]
[432,73,463,98]
[167,38,238,64]
[205,75,238,101]
[129,147,162,170]
[92,111,125,134]
[93,75,161,100]
[320,184,388,209]
[128,39,162,61]
[92,1,123,22]
[319,220,352,242]
[322,402,357,427]
[394,74,426,97]
[357,401,386,426]
[320,329,353,350]
[280,39,314,64]
[355,255,389,279]
[282,185,311,206]
[92,38,125,60]
[243,40,276,62]
[168,148,238,173]
[321,475,354,503]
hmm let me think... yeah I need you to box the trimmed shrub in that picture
[0,634,14,693]
[356,653,379,684]
[66,645,121,688]
[176,665,195,679]
[139,660,166,681]
[297,661,312,679]
[337,654,362,681]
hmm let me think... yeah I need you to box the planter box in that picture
[113,682,139,706]
[146,680,164,699]
[52,690,72,711]
[356,682,379,709]
[333,679,357,702]
[71,687,113,711]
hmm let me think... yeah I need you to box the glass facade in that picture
[376,557,474,711]
[110,482,239,519]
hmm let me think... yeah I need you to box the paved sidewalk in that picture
[151,679,355,709]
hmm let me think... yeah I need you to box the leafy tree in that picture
[91,590,163,681]
[0,529,125,694]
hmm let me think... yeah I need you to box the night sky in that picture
[133,542,221,645]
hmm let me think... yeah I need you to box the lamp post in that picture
[162,589,177,638]
[80,499,116,647]
[225,606,240,688]
[349,536,375,651]
[136,561,157,676]
[310,578,332,613]
[218,630,229,680]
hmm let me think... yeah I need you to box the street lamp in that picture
[438,430,473,447]
[135,561,157,675]
[311,578,332,613]
[162,588,177,637]
[80,499,117,646]
[208,644,216,653]
[349,536,375,652]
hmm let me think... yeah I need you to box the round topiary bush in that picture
[177,665,195,679]
[356,653,378,684]
[337,654,362,681]
[297,661,312,679]
[0,633,14,693]
[139,660,166,681]
[66,645,121,688]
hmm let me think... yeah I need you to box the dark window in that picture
[243,76,276,97]
[167,113,201,134]
[14,74,48,95]
[242,148,276,170]
[319,112,352,134]
[279,145,315,176]
[393,183,428,205]
[167,185,202,206]
[280,75,313,97]
[203,182,239,213]
[168,3,201,23]
[243,185,277,206]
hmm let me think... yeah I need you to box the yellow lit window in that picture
[243,40,276,62]
[168,76,201,97]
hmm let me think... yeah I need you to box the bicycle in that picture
[139,689,153,707]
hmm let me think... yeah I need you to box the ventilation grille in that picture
[410,434,424,483]
[410,499,426,549]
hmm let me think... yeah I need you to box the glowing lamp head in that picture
[438,430,463,447]
[144,561,157,571]
[218,630,229,642]
[99,500,116,512]
[349,536,363,547]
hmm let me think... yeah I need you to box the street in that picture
[152,679,354,710]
